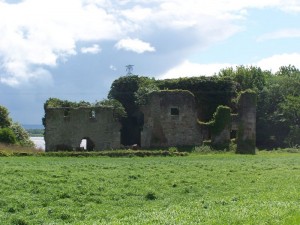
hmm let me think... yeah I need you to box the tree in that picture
[278,95,300,147]
[218,65,271,92]
[0,105,12,128]
[0,105,34,147]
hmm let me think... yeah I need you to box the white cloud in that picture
[257,29,300,41]
[256,53,300,72]
[161,53,300,79]
[161,60,236,79]
[0,0,123,86]
[0,0,300,87]
[81,44,101,54]
[115,38,155,54]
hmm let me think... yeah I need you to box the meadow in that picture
[0,152,299,224]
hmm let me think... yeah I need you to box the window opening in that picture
[64,109,70,117]
[90,109,96,119]
[171,107,179,116]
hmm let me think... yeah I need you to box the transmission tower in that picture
[126,65,134,75]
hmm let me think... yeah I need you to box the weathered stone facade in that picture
[44,107,121,151]
[140,91,202,148]
[236,91,257,154]
[44,90,256,153]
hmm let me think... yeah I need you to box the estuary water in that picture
[30,137,45,150]
[29,137,86,150]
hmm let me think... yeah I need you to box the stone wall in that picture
[140,91,202,148]
[44,107,121,151]
[236,91,257,154]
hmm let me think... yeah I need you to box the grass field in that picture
[0,152,299,224]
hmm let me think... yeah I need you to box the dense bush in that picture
[0,128,17,144]
[94,99,127,119]
[10,122,35,147]
[0,105,35,147]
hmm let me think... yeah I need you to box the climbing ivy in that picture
[108,75,236,121]
[199,105,231,136]
[95,99,127,119]
[237,89,257,107]
[44,98,91,109]
[43,98,126,126]
[157,76,236,120]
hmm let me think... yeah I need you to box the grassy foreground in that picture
[0,153,299,225]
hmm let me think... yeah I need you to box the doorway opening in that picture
[120,112,144,146]
[80,137,95,151]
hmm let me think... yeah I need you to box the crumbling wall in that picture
[141,90,202,148]
[236,90,257,154]
[44,107,121,151]
[199,106,231,150]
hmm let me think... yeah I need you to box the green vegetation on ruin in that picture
[0,151,299,225]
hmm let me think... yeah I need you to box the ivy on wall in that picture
[43,98,126,127]
[199,105,231,136]
[108,75,237,121]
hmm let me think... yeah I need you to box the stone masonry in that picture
[140,91,202,148]
[44,90,256,153]
[44,107,121,151]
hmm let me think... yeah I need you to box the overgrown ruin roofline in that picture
[44,76,256,153]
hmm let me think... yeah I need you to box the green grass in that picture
[0,153,299,224]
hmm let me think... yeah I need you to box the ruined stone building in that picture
[45,107,121,151]
[44,87,256,154]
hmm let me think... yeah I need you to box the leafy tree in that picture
[108,75,156,145]
[108,75,157,115]
[276,65,300,77]
[218,65,271,92]
[255,65,300,148]
[0,105,12,128]
[278,95,300,147]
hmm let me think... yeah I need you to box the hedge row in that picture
[0,150,188,157]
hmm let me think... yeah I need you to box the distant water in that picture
[30,137,45,150]
[29,137,86,151]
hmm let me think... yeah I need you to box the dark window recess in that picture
[64,109,70,117]
[90,110,96,119]
[171,107,179,115]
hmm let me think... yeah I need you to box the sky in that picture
[1,0,300,125]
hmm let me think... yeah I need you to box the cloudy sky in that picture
[1,0,300,125]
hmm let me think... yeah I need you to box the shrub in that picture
[10,122,34,147]
[193,145,213,153]
[0,128,17,144]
